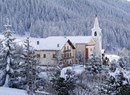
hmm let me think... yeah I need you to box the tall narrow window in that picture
[43,54,46,58]
[70,53,71,57]
[53,54,56,58]
[64,47,66,50]
[67,53,69,58]
[64,54,66,58]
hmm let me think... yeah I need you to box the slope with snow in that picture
[105,54,120,62]
[60,65,85,78]
[0,0,130,51]
[0,87,28,95]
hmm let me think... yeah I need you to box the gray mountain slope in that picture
[0,0,130,51]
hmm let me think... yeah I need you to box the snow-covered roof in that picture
[101,49,105,54]
[66,36,92,45]
[30,36,92,50]
[0,34,93,51]
[105,54,120,62]
[29,37,69,51]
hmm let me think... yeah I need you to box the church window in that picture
[94,31,97,36]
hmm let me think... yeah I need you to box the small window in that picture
[67,46,69,50]
[57,44,59,47]
[67,53,69,57]
[64,47,66,50]
[64,54,66,58]
[37,54,40,58]
[94,31,97,36]
[53,54,56,58]
[37,41,39,45]
[62,54,64,58]
[70,61,72,64]
[43,54,46,58]
[70,53,71,57]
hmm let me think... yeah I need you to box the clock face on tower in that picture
[94,31,97,36]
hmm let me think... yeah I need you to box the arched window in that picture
[94,31,97,36]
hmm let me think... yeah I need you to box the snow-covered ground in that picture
[60,65,85,78]
[0,87,28,95]
[105,54,120,62]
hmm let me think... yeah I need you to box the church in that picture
[29,16,103,65]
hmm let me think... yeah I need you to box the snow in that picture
[66,36,93,45]
[101,49,105,54]
[105,54,120,62]
[30,36,68,50]
[72,65,85,74]
[3,75,9,87]
[60,65,85,78]
[38,72,48,79]
[35,90,50,95]
[11,36,69,51]
[60,66,72,78]
[0,87,28,95]
[109,67,130,79]
[30,36,93,50]
[109,68,120,77]
[0,34,93,51]
[25,36,93,51]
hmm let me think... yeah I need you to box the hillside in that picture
[0,0,130,52]
[0,87,27,95]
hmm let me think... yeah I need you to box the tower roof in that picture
[93,16,100,29]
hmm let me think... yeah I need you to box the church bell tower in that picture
[91,15,102,56]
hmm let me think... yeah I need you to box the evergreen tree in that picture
[24,37,39,95]
[10,45,27,89]
[99,61,130,95]
[51,69,76,95]
[0,39,5,86]
[86,54,103,75]
[1,18,17,87]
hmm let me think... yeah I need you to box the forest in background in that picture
[0,0,130,52]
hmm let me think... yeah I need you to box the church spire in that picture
[91,15,102,57]
[93,15,100,29]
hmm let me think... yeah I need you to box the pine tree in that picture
[1,18,17,87]
[0,39,5,86]
[99,61,130,95]
[10,45,27,89]
[51,69,76,95]
[86,54,103,75]
[24,37,39,95]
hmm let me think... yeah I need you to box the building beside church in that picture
[29,16,103,65]
[29,37,75,66]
